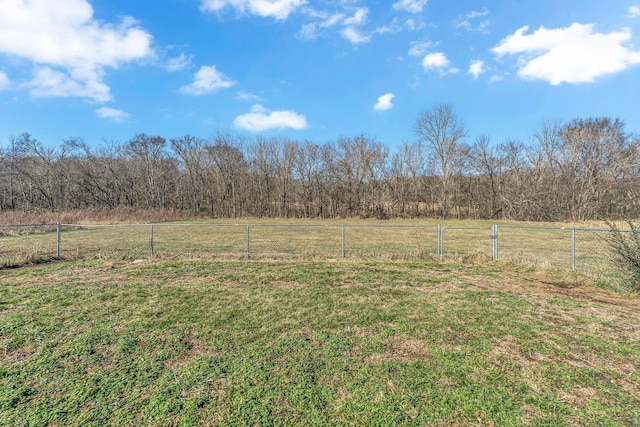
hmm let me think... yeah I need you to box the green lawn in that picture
[1,259,639,426]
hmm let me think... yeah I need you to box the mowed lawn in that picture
[1,259,639,426]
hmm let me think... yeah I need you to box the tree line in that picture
[1,104,638,221]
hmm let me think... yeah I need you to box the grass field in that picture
[1,257,639,426]
[0,219,625,283]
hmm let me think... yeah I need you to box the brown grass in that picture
[0,208,194,225]
[163,340,209,371]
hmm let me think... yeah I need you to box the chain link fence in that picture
[0,222,631,285]
[0,223,60,268]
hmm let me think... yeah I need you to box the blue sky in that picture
[1,0,639,148]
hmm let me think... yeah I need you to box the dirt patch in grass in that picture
[1,346,37,366]
[490,335,547,370]
[382,335,431,360]
[365,336,431,364]
[163,339,209,371]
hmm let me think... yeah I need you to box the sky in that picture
[1,0,640,149]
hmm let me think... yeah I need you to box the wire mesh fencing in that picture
[14,223,440,262]
[440,227,492,262]
[1,221,633,286]
[0,223,60,267]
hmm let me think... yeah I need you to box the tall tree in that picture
[413,104,468,218]
[559,118,628,220]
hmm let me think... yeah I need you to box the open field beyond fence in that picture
[0,219,632,287]
[1,258,639,426]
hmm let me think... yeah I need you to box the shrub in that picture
[606,220,640,290]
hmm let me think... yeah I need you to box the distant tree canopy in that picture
[1,105,638,221]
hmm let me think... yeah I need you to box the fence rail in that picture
[0,222,631,284]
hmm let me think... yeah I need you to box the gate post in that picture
[56,223,61,258]
[490,224,499,261]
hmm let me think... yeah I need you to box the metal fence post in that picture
[490,224,494,260]
[437,224,442,259]
[490,224,499,261]
[56,222,61,258]
[341,225,345,259]
[571,228,575,272]
[496,225,499,260]
[150,224,154,257]
[246,225,250,260]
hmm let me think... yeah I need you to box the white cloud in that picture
[297,11,345,40]
[298,23,319,40]
[179,66,235,95]
[628,6,640,17]
[339,7,371,44]
[408,40,436,57]
[456,8,491,33]
[343,7,368,26]
[233,104,308,131]
[0,0,154,103]
[405,19,425,31]
[95,106,130,122]
[375,18,402,35]
[0,72,10,90]
[492,23,640,85]
[374,93,395,111]
[166,53,192,72]
[26,67,112,101]
[468,60,485,79]
[321,12,345,28]
[235,90,263,102]
[392,0,428,14]
[422,52,448,69]
[200,0,306,20]
[341,27,370,44]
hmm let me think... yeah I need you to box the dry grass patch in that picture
[367,336,431,363]
[163,340,209,371]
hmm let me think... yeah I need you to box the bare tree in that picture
[292,140,323,218]
[208,132,248,218]
[5,133,69,212]
[414,104,468,218]
[170,135,209,214]
[387,140,428,217]
[124,134,173,209]
[468,135,505,218]
[559,117,628,220]
[334,135,386,218]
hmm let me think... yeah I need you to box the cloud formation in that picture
[235,91,263,102]
[296,11,345,40]
[95,106,130,122]
[166,53,193,72]
[200,0,306,20]
[374,93,395,111]
[492,23,640,85]
[341,27,370,44]
[0,72,10,90]
[628,6,640,18]
[421,52,458,74]
[341,7,370,44]
[408,41,436,57]
[179,66,236,95]
[392,0,428,14]
[455,8,491,33]
[0,0,154,102]
[298,6,371,44]
[234,104,308,131]
[468,60,485,79]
